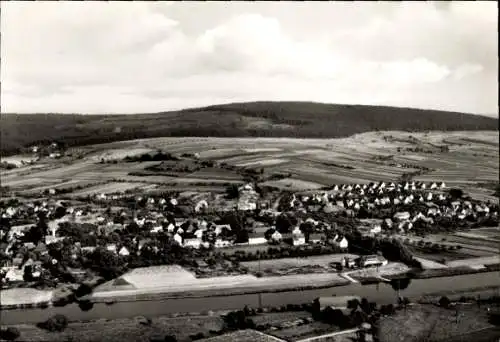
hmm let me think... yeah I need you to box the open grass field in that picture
[3,131,498,199]
[69,182,151,197]
[378,304,496,342]
[8,315,225,342]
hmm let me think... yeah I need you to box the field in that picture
[2,131,497,199]
[91,265,348,300]
[378,304,496,342]
[7,315,225,342]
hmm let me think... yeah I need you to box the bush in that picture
[163,335,178,342]
[0,327,21,341]
[37,314,69,332]
[439,296,451,308]
[189,332,205,340]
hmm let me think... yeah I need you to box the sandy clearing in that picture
[414,257,449,270]
[0,288,53,306]
[92,265,347,299]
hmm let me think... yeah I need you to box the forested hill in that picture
[1,101,497,156]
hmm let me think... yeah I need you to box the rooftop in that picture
[199,330,286,342]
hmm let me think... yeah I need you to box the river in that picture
[2,271,499,325]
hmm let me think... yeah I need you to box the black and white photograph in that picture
[0,1,499,342]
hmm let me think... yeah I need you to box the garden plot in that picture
[236,158,290,167]
[197,148,241,159]
[88,148,154,162]
[241,254,359,272]
[446,256,500,268]
[2,177,60,189]
[70,182,148,196]
[260,178,325,190]
[186,168,244,180]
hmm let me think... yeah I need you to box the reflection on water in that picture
[2,271,499,325]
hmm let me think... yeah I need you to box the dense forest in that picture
[1,101,497,156]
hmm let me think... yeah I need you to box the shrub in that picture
[189,332,205,340]
[439,296,451,308]
[163,335,178,342]
[37,314,69,332]
[0,327,21,341]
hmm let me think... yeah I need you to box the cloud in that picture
[1,2,497,115]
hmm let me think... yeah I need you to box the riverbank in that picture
[2,262,498,310]
[88,271,351,304]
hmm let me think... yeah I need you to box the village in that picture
[1,178,498,303]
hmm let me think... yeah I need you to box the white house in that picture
[332,235,349,249]
[150,225,163,233]
[292,226,305,246]
[195,200,208,213]
[370,224,382,234]
[118,246,130,256]
[106,244,117,253]
[248,237,267,245]
[215,239,232,248]
[271,230,282,243]
[393,211,411,221]
[184,238,202,249]
[173,233,183,245]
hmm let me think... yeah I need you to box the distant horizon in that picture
[2,2,498,115]
[2,100,498,118]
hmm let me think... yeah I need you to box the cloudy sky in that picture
[1,1,498,116]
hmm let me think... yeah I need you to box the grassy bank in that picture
[87,279,351,304]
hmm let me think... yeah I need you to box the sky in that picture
[1,1,498,116]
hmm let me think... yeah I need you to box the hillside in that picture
[1,101,498,156]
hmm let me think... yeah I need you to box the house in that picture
[197,329,287,342]
[106,244,117,253]
[214,224,231,236]
[173,233,183,245]
[81,246,96,253]
[215,238,232,248]
[195,200,209,213]
[184,238,202,249]
[333,235,348,249]
[34,242,48,255]
[370,224,382,234]
[393,211,411,221]
[313,295,362,311]
[248,236,267,245]
[150,225,163,233]
[270,230,282,243]
[292,226,305,246]
[118,246,130,256]
[358,255,387,268]
[3,267,24,282]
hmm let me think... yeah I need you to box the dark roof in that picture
[199,330,286,342]
[315,296,361,308]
